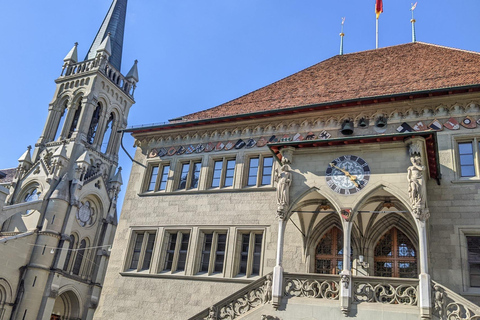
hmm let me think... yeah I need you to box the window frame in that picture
[159,230,191,274]
[196,230,228,276]
[454,136,480,181]
[458,227,480,294]
[244,154,274,187]
[126,230,157,272]
[144,163,171,192]
[176,159,202,191]
[234,230,264,278]
[209,156,237,189]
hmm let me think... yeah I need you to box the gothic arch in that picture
[52,287,82,319]
[0,278,13,305]
[365,213,418,253]
[288,187,342,221]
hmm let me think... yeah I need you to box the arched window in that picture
[54,100,68,141]
[101,113,114,153]
[315,226,344,274]
[87,103,102,144]
[374,227,417,278]
[63,235,76,271]
[72,239,86,275]
[67,100,82,138]
[23,187,41,215]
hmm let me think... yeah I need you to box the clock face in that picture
[325,155,370,195]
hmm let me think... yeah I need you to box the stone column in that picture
[406,138,431,319]
[340,219,352,315]
[271,147,294,308]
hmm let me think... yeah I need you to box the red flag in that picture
[376,0,383,19]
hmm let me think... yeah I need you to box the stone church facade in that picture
[95,42,480,320]
[0,0,138,319]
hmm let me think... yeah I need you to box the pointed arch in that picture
[72,238,88,276]
[87,102,102,144]
[63,234,78,272]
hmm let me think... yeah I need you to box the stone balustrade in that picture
[432,281,480,320]
[352,275,418,305]
[284,273,340,300]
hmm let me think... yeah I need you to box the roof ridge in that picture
[415,41,480,56]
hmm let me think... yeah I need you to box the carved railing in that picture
[188,273,272,320]
[284,273,340,300]
[352,276,418,305]
[432,281,480,320]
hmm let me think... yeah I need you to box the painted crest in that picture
[305,132,316,140]
[245,138,257,148]
[205,142,215,152]
[167,146,177,156]
[196,144,206,153]
[292,133,304,141]
[268,135,278,143]
[225,141,235,150]
[176,146,186,155]
[396,122,413,133]
[318,130,332,140]
[461,116,477,129]
[234,139,246,149]
[256,137,267,147]
[215,141,225,151]
[341,208,353,222]
[444,117,460,130]
[185,144,196,154]
[157,148,168,157]
[280,134,291,142]
[412,121,428,131]
[428,119,443,131]
[148,148,158,158]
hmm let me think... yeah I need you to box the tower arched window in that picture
[374,227,417,278]
[54,100,68,141]
[87,103,102,144]
[101,113,114,153]
[315,226,344,274]
[67,100,82,138]
[63,235,76,271]
[72,239,86,275]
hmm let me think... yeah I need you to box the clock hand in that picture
[329,163,360,188]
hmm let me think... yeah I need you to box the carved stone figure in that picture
[263,274,272,303]
[274,164,292,219]
[407,154,429,220]
[341,274,350,289]
[205,306,217,320]
[433,285,445,318]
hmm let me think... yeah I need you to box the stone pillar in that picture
[406,137,431,319]
[272,218,286,308]
[340,220,352,315]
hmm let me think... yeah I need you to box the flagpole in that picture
[376,18,379,49]
[410,2,417,43]
[340,17,345,55]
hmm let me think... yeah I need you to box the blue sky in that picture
[1,0,479,212]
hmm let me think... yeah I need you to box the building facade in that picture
[0,1,138,319]
[95,43,480,319]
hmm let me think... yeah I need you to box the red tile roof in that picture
[182,42,480,121]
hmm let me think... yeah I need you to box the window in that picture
[63,235,76,271]
[72,239,86,276]
[128,231,157,271]
[54,100,68,141]
[374,227,417,278]
[246,156,274,186]
[163,231,190,273]
[211,158,236,188]
[456,138,480,178]
[237,232,263,277]
[467,236,480,287]
[87,103,101,144]
[199,231,227,275]
[101,113,114,153]
[67,100,82,138]
[315,226,344,274]
[23,187,41,215]
[146,164,170,192]
[178,160,201,190]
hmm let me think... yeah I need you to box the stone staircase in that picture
[189,273,480,320]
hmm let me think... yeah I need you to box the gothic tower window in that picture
[68,100,82,138]
[72,239,86,276]
[63,235,76,271]
[87,103,102,144]
[54,100,68,141]
[315,226,344,274]
[374,227,417,278]
[101,113,114,153]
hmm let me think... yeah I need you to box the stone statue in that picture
[407,154,429,220]
[274,164,292,219]
[263,274,272,303]
[205,306,217,320]
[433,285,445,318]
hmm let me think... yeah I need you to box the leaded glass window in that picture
[315,226,344,274]
[237,231,263,277]
[467,236,480,287]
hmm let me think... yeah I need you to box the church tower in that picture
[0,1,137,319]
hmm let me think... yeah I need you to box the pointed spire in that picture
[125,60,139,82]
[64,42,78,64]
[85,0,128,71]
[52,142,68,160]
[76,151,91,167]
[18,146,32,164]
[97,33,112,56]
[111,167,123,185]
